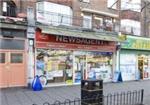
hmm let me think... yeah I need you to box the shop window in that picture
[36,49,114,84]
[86,52,113,82]
[36,49,73,84]
[2,1,17,17]
[138,55,150,79]
[0,39,25,50]
[120,54,137,81]
[0,53,5,63]
[11,53,23,63]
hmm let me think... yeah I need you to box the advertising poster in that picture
[75,71,81,83]
[120,54,137,81]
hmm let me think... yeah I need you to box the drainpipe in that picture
[0,0,2,16]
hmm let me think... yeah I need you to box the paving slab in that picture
[0,80,150,105]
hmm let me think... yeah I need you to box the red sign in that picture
[36,30,116,52]
[36,42,115,52]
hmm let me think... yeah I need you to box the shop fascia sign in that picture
[55,35,109,45]
[121,35,150,50]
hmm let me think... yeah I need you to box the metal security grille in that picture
[32,89,144,105]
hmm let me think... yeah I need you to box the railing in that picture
[0,6,27,24]
[1,6,27,17]
[32,89,144,105]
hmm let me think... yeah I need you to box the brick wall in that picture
[121,10,140,21]
[141,1,150,37]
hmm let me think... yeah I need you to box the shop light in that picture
[81,13,84,16]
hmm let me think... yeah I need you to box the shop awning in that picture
[38,25,121,42]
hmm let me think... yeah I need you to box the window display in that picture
[36,49,114,85]
[74,52,86,83]
[138,55,150,79]
[120,54,137,81]
[86,52,113,82]
[36,49,73,84]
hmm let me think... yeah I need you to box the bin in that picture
[81,79,103,105]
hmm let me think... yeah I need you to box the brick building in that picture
[0,0,35,88]
[34,0,121,86]
[0,0,121,87]
[0,0,149,88]
[141,0,150,37]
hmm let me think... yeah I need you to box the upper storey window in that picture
[2,1,17,17]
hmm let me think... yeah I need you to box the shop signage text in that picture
[36,30,116,51]
[36,42,115,52]
[122,36,150,50]
[56,36,108,45]
[36,30,112,46]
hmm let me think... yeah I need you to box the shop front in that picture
[0,28,27,88]
[35,28,117,86]
[120,35,150,81]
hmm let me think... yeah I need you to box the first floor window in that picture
[83,15,92,29]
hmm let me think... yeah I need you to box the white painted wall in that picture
[121,19,141,35]
[36,2,73,26]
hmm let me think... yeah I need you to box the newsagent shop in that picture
[35,28,119,86]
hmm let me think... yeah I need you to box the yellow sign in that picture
[122,36,150,50]
[66,80,73,85]
[119,34,127,41]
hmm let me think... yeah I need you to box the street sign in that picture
[27,27,35,39]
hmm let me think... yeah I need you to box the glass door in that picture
[73,52,87,83]
[138,55,149,79]
[138,56,144,79]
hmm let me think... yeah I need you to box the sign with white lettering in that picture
[27,27,35,39]
[36,30,116,51]
[36,31,111,46]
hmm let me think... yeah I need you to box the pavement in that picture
[0,80,150,105]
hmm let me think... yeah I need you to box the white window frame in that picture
[3,2,7,12]
[83,15,92,29]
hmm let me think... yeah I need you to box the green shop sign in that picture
[121,36,150,50]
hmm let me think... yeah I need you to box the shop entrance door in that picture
[138,57,144,79]
[74,55,86,83]
[138,55,149,79]
[0,51,26,88]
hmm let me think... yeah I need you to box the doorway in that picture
[0,51,26,88]
[74,55,86,83]
[138,56,144,79]
[138,55,149,79]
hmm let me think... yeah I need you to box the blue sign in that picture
[112,71,123,83]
